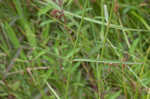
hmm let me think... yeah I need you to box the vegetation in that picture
[0,0,150,98]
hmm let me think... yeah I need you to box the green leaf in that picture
[13,0,37,47]
[4,22,20,48]
[105,90,122,99]
[38,5,53,16]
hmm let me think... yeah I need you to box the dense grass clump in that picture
[0,0,150,99]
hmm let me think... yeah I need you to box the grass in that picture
[0,0,150,99]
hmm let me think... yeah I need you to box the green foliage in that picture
[0,0,150,98]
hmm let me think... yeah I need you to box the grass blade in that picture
[73,59,143,65]
[4,22,20,48]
